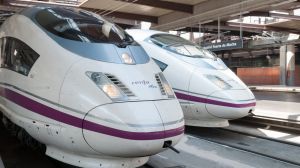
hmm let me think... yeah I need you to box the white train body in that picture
[0,7,184,168]
[127,29,256,127]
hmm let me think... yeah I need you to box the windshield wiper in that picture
[163,42,182,48]
[117,34,135,48]
[118,41,134,48]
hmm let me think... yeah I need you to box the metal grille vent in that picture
[155,74,166,95]
[104,74,136,97]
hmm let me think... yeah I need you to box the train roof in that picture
[126,29,168,41]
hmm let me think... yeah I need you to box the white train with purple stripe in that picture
[0,7,184,168]
[127,29,256,127]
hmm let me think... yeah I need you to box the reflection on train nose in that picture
[82,101,184,157]
[206,89,256,119]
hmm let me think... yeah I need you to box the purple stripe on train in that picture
[175,92,256,108]
[84,120,184,140]
[0,87,184,140]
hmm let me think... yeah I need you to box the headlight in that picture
[102,84,122,98]
[121,53,135,64]
[86,72,128,101]
[156,72,175,98]
[205,75,232,89]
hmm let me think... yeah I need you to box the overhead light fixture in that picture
[270,10,289,15]
[287,33,300,41]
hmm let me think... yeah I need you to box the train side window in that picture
[1,38,12,68]
[1,37,39,76]
[152,58,168,72]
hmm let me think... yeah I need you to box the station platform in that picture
[249,87,300,122]
[249,85,300,93]
[228,87,300,147]
[246,85,300,121]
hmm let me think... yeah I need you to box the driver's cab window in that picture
[149,34,216,59]
[0,37,39,76]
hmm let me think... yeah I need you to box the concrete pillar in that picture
[280,45,295,86]
[189,32,194,42]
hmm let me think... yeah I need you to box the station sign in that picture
[202,40,243,51]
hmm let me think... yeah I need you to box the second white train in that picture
[127,29,256,127]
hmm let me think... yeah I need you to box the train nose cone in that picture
[82,100,184,157]
[206,89,256,119]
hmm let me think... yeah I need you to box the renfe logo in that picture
[132,80,158,88]
[132,80,150,85]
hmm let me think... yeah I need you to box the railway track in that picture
[1,111,300,168]
[234,115,300,132]
[226,115,300,146]
[186,126,300,167]
[220,126,300,147]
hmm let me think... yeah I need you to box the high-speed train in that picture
[0,7,184,168]
[127,29,256,127]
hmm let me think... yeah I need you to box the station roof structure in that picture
[2,0,300,35]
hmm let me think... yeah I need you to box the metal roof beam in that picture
[177,27,259,37]
[5,0,78,7]
[245,11,270,17]
[153,0,288,31]
[4,0,159,23]
[246,11,300,21]
[186,20,300,35]
[227,22,300,34]
[115,0,193,13]
[0,4,22,13]
[176,22,263,36]
[104,10,158,23]
[270,13,300,21]
[83,8,158,23]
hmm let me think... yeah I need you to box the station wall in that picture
[237,66,300,86]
